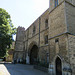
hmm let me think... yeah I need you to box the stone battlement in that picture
[17,26,25,32]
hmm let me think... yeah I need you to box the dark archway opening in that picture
[30,45,38,65]
[56,57,62,75]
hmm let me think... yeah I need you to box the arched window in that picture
[55,0,58,7]
[33,25,36,34]
[45,35,48,44]
[45,19,48,28]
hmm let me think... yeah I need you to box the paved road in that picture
[0,63,49,75]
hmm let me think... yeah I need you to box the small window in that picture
[33,25,36,34]
[45,35,48,44]
[55,38,59,43]
[45,19,48,28]
[55,0,58,7]
[74,54,75,57]
[25,35,26,38]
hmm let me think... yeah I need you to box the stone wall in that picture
[68,34,75,75]
[72,0,75,5]
[65,0,72,3]
[49,34,69,62]
[16,27,25,41]
[39,45,49,64]
[14,1,75,75]
[65,2,75,34]
[14,51,25,62]
[15,27,25,51]
[49,0,64,11]
[24,9,49,64]
[14,27,25,60]
[25,8,49,47]
[25,8,49,41]
[49,2,67,38]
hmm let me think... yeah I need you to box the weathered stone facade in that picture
[14,27,25,62]
[14,0,75,75]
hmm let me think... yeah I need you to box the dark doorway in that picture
[30,45,38,65]
[56,57,62,75]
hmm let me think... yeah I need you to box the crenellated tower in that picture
[14,26,25,62]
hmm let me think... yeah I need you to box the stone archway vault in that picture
[30,45,39,64]
[26,41,39,65]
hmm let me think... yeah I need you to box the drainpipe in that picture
[38,17,41,63]
[39,17,41,47]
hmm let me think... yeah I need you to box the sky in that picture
[0,0,49,40]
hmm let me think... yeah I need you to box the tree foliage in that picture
[0,8,16,57]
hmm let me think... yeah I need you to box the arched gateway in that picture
[28,42,39,65]
[55,57,62,75]
[30,45,38,64]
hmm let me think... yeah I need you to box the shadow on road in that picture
[0,62,49,75]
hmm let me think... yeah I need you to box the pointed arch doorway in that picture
[30,45,38,65]
[55,57,62,75]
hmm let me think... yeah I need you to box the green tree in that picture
[0,8,16,57]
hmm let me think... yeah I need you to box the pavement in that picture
[0,63,49,75]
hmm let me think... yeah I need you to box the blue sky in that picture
[0,0,49,39]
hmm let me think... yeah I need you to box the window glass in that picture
[45,19,48,28]
[33,25,36,34]
[45,35,48,44]
[55,0,58,7]
[55,38,59,43]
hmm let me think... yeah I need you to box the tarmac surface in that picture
[0,63,49,75]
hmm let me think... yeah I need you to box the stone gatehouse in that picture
[14,0,75,75]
